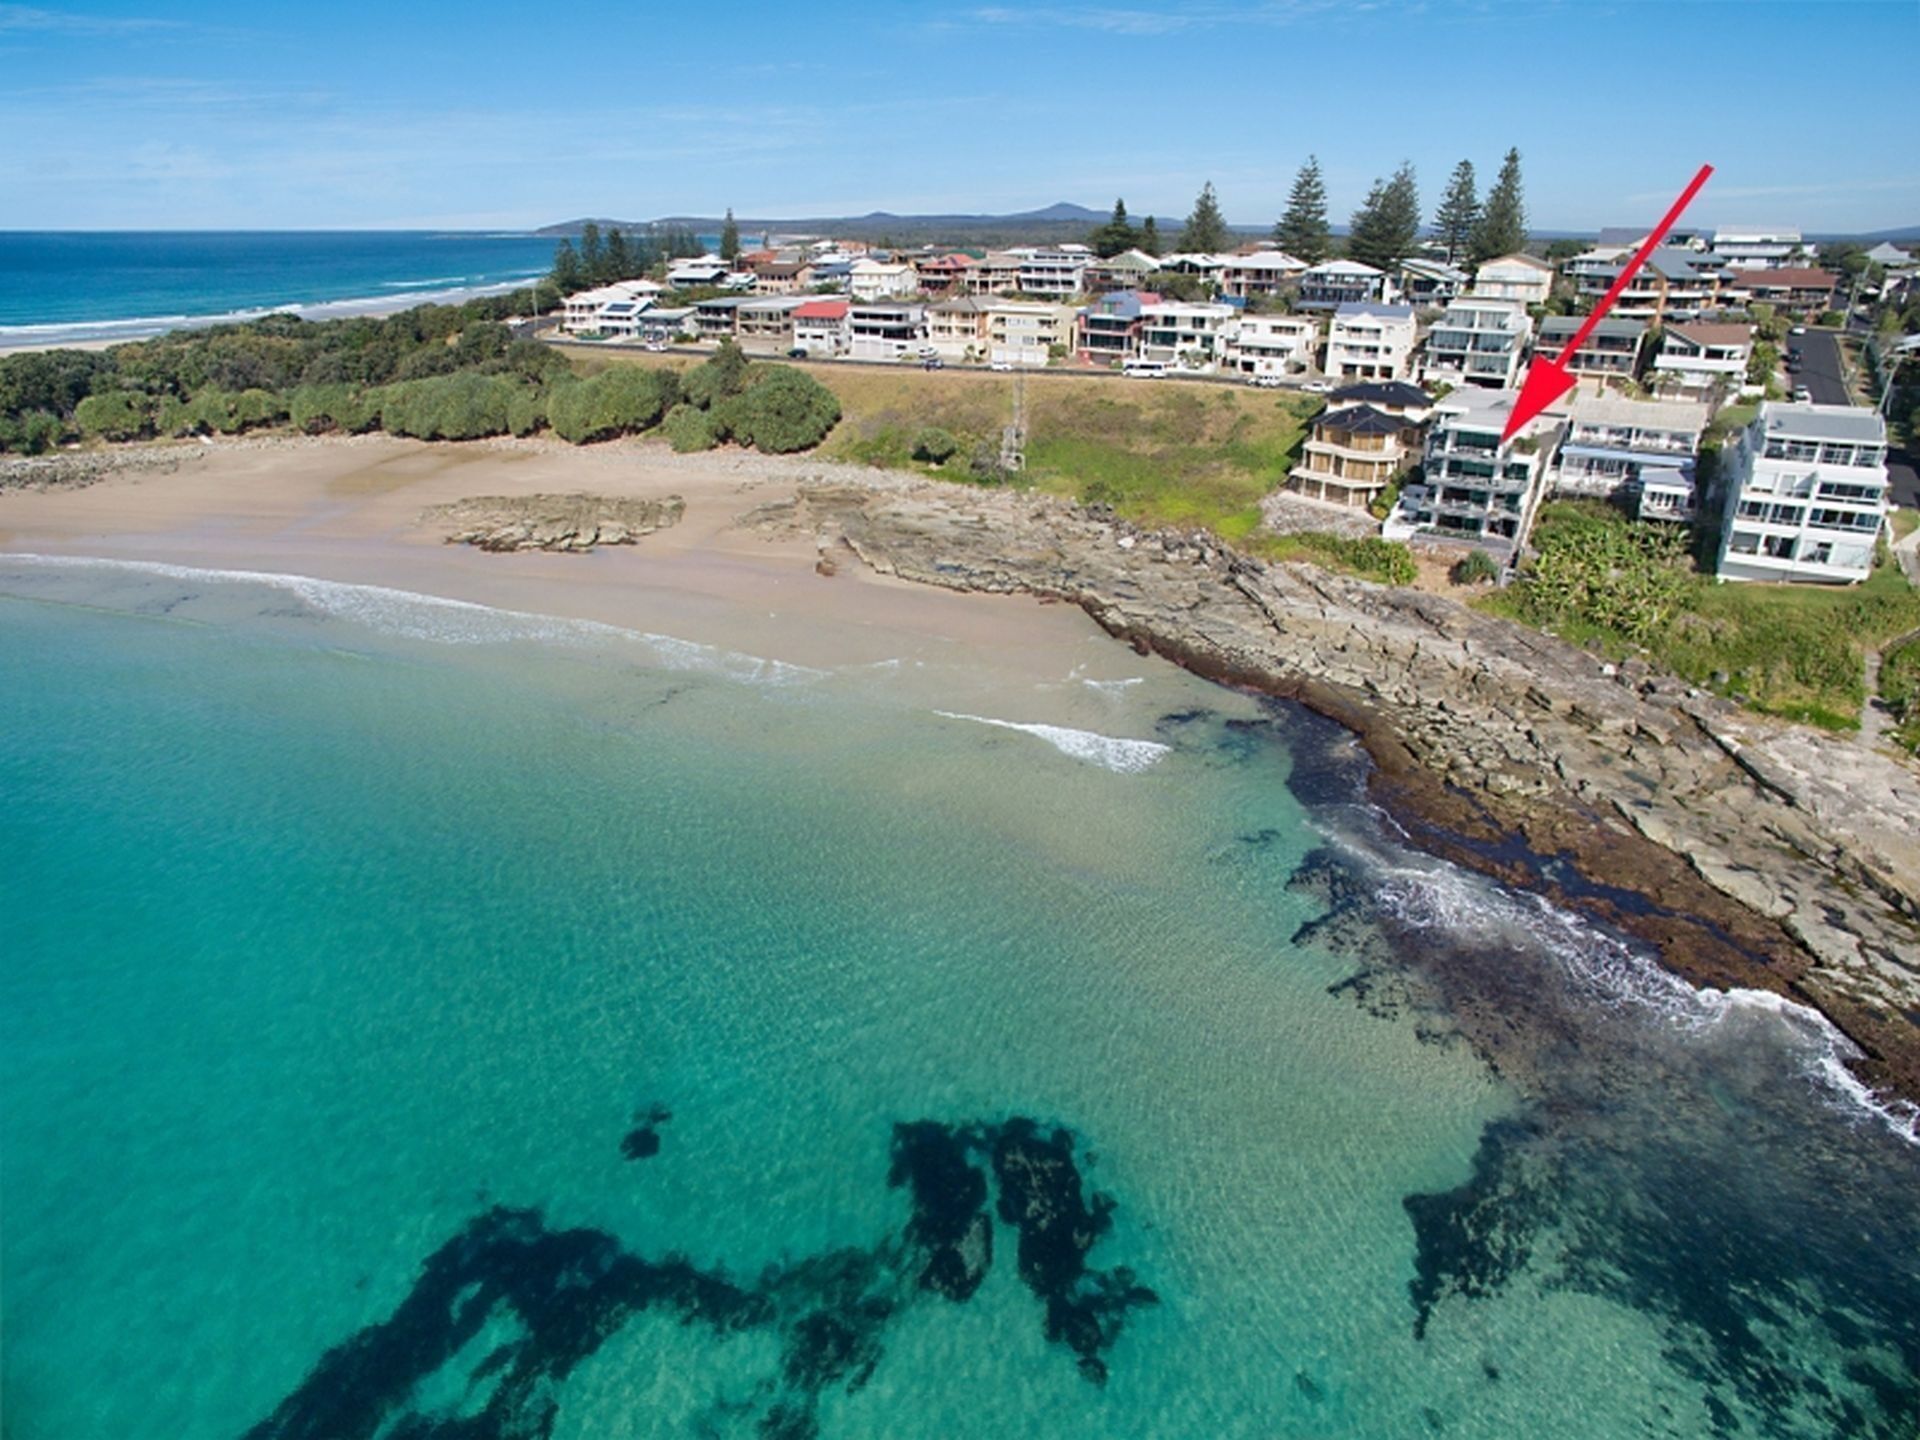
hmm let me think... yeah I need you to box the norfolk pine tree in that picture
[1275,156,1330,263]
[1432,160,1479,264]
[1346,163,1420,271]
[1140,216,1161,256]
[1178,182,1229,254]
[720,209,741,263]
[1470,148,1528,264]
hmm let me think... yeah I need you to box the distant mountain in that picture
[1811,224,1920,244]
[534,203,1120,244]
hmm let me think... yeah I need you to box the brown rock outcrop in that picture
[426,493,684,552]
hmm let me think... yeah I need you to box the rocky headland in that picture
[750,481,1920,1105]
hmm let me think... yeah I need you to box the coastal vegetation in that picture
[0,308,839,458]
[1486,500,1920,730]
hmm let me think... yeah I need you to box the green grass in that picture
[1891,508,1918,542]
[1242,530,1418,585]
[1881,635,1920,753]
[1483,501,1920,730]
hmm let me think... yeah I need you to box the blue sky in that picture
[1,0,1914,233]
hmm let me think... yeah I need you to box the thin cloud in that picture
[0,4,182,34]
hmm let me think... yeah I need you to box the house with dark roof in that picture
[1575,247,1722,321]
[1399,258,1468,307]
[1328,380,1433,420]
[1288,403,1427,509]
[1537,315,1647,382]
[1719,267,1838,310]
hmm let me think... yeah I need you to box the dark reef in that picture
[243,1114,1155,1440]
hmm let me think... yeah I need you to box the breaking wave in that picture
[0,555,823,688]
[932,710,1170,774]
[1318,808,1920,1147]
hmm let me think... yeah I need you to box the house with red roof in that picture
[792,299,851,357]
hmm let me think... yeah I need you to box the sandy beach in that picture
[0,434,1125,690]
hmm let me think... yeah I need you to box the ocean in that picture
[0,231,562,348]
[1,556,1917,1439]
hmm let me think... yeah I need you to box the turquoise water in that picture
[0,231,558,346]
[1,560,1916,1438]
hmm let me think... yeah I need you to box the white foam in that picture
[1082,676,1145,697]
[0,554,823,687]
[1317,811,1920,1147]
[932,710,1170,774]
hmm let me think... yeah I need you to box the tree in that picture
[1178,181,1229,255]
[579,223,605,284]
[720,208,741,263]
[1274,156,1330,263]
[1347,162,1420,272]
[1470,148,1527,265]
[74,390,150,441]
[604,228,634,280]
[1139,216,1161,257]
[714,367,841,454]
[1088,198,1139,259]
[1432,160,1479,264]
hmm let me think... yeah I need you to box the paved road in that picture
[1790,328,1850,405]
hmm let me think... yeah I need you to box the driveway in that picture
[1789,328,1850,405]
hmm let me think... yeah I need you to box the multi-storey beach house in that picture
[1385,388,1561,559]
[1535,315,1646,383]
[927,297,991,360]
[1548,391,1708,522]
[1218,313,1320,378]
[1217,250,1307,301]
[1296,260,1398,310]
[1575,247,1722,321]
[962,253,1024,296]
[1012,246,1092,298]
[1715,403,1889,584]
[791,299,850,356]
[1324,303,1417,383]
[1287,401,1427,510]
[848,259,920,301]
[986,302,1075,367]
[1399,258,1468,307]
[1651,322,1753,392]
[1136,301,1238,367]
[1419,296,1533,389]
[1082,250,1160,294]
[734,297,808,346]
[1471,253,1555,307]
[1074,289,1159,365]
[1711,227,1802,271]
[1719,268,1839,312]
[847,303,928,361]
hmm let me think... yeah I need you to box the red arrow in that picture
[1501,162,1714,442]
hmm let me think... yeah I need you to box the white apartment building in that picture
[1012,247,1092,298]
[1548,391,1708,522]
[1471,253,1554,307]
[1324,303,1417,382]
[1419,296,1533,388]
[1716,403,1889,584]
[848,259,920,301]
[847,303,928,361]
[791,300,851,356]
[560,280,663,335]
[1711,227,1802,270]
[1386,388,1559,558]
[666,257,730,287]
[1218,314,1320,377]
[1653,322,1753,391]
[1136,301,1238,367]
[1217,250,1307,300]
[986,302,1074,366]
[1296,259,1399,309]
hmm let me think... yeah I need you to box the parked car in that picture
[1122,359,1167,379]
[988,360,1014,372]
[1790,325,1807,335]
[1249,373,1286,389]
[1301,379,1334,394]
[786,348,808,360]
[1792,385,1812,403]
[922,358,944,371]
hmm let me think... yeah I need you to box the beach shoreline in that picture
[5,432,1918,1114]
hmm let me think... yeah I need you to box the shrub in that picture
[233,387,288,429]
[153,395,199,437]
[661,403,718,452]
[505,387,545,438]
[191,389,246,435]
[682,342,750,411]
[73,390,151,441]
[546,367,675,444]
[380,372,519,440]
[910,425,959,464]
[713,366,840,454]
[1452,548,1501,585]
[0,409,63,454]
[290,383,378,435]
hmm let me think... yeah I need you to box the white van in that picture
[1122,359,1167,379]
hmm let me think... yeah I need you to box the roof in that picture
[736,297,807,313]
[1643,247,1719,281]
[1224,250,1306,271]
[1539,316,1645,341]
[1865,242,1914,265]
[1597,227,1651,248]
[1759,403,1886,445]
[1479,252,1554,273]
[1307,260,1384,278]
[1560,391,1709,433]
[1665,322,1752,347]
[1330,380,1433,408]
[930,296,989,314]
[1314,404,1406,437]
[1332,301,1415,320]
[1728,267,1837,289]
[1400,258,1468,281]
[792,300,849,320]
[1433,387,1554,440]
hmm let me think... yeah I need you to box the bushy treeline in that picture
[0,303,839,457]
[549,221,704,292]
